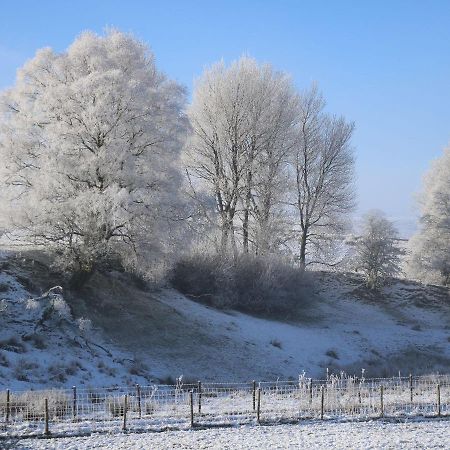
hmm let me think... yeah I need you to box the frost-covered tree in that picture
[0,30,188,283]
[290,86,355,269]
[354,211,402,289]
[408,146,450,285]
[185,57,299,255]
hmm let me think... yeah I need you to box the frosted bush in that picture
[26,298,40,311]
[171,253,311,317]
[51,296,71,320]
[76,317,92,335]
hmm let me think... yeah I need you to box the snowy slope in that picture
[151,275,450,380]
[0,252,153,390]
[0,250,449,391]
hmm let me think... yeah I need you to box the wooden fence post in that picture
[309,379,313,406]
[357,379,362,416]
[409,374,413,403]
[72,386,77,421]
[189,390,194,427]
[256,388,261,424]
[122,395,128,431]
[198,381,202,414]
[380,386,384,418]
[6,389,10,423]
[44,398,50,436]
[136,384,141,419]
[320,386,324,420]
[437,384,441,417]
[252,380,256,411]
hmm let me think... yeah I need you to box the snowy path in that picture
[14,419,450,449]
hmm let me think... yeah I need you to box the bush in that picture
[128,358,149,377]
[0,390,69,420]
[22,333,47,350]
[106,397,126,417]
[270,339,283,349]
[0,336,26,353]
[326,349,339,359]
[0,353,9,367]
[13,358,38,381]
[171,253,311,318]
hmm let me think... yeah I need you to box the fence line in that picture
[0,374,449,437]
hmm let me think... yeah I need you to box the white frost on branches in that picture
[185,57,299,256]
[0,30,188,279]
[184,57,355,266]
[408,146,450,285]
[353,211,402,289]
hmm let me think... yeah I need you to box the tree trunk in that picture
[220,214,236,258]
[243,183,252,253]
[243,208,249,253]
[242,146,254,254]
[299,230,307,271]
[220,220,229,255]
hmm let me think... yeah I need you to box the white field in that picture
[15,419,450,449]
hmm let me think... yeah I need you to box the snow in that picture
[150,274,450,380]
[13,419,450,449]
[0,252,152,390]
[0,250,449,390]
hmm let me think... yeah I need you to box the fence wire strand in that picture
[0,375,448,436]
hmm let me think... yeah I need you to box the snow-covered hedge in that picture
[171,253,311,317]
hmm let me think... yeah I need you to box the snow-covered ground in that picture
[12,419,450,449]
[0,249,449,391]
[154,275,450,380]
[0,252,152,390]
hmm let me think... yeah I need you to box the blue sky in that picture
[1,0,449,236]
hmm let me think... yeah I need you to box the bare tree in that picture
[242,66,299,255]
[353,211,402,289]
[185,57,298,256]
[290,86,355,269]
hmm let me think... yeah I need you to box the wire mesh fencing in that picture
[0,374,448,437]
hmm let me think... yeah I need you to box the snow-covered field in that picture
[1,249,449,391]
[12,419,450,449]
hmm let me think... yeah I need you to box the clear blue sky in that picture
[1,0,449,236]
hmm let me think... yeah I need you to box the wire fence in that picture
[0,374,448,437]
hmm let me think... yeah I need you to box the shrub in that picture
[326,349,339,359]
[22,333,47,350]
[171,253,311,318]
[14,358,39,381]
[106,397,126,417]
[0,390,69,420]
[270,339,283,349]
[145,400,157,415]
[0,336,26,353]
[159,375,176,385]
[65,361,80,376]
[0,353,9,367]
[48,363,70,383]
[88,391,103,404]
[128,358,149,377]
